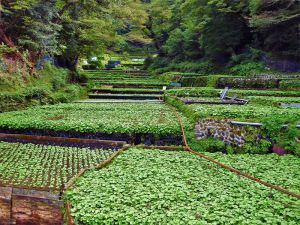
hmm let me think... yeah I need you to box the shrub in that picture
[181,76,208,87]
[240,140,271,154]
[181,75,223,87]
[217,77,279,89]
[229,62,266,77]
[0,92,25,112]
[195,138,226,153]
[23,87,50,100]
[170,60,215,74]
[262,115,300,155]
[279,79,300,90]
[70,71,89,83]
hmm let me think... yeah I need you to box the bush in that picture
[0,92,25,112]
[23,87,51,100]
[149,58,216,75]
[196,138,226,153]
[262,115,300,155]
[181,75,223,87]
[239,140,271,154]
[143,57,154,69]
[279,79,300,90]
[70,71,88,83]
[50,84,83,103]
[217,77,279,89]
[229,62,266,77]
[169,60,215,74]
[181,76,208,87]
[39,62,69,91]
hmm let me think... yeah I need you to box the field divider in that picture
[0,133,126,148]
[139,145,187,151]
[170,107,300,200]
[65,144,131,190]
[64,144,131,225]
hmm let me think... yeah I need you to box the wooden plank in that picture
[231,121,300,128]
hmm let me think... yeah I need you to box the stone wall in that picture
[195,119,254,147]
[0,187,63,225]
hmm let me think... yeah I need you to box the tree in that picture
[56,0,147,72]
[249,0,300,62]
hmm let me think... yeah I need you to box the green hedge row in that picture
[180,75,224,87]
[179,76,299,90]
[279,79,300,90]
[217,77,279,89]
[166,87,300,97]
[0,85,84,113]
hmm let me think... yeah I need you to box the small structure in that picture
[105,60,121,70]
[182,87,248,105]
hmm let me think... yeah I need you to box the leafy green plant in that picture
[229,62,266,77]
[0,141,115,191]
[262,115,300,155]
[280,80,300,90]
[0,103,189,136]
[65,148,300,224]
[193,138,225,153]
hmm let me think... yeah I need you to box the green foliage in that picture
[1,0,147,72]
[65,148,300,224]
[200,13,249,62]
[23,86,51,100]
[0,141,114,191]
[229,62,266,77]
[248,1,300,61]
[194,138,226,153]
[192,104,300,122]
[165,93,300,154]
[166,87,300,98]
[205,151,300,193]
[280,80,300,90]
[248,0,263,14]
[0,103,189,136]
[262,115,300,155]
[0,62,84,112]
[240,139,271,154]
[217,77,279,89]
[145,0,300,73]
[150,59,215,74]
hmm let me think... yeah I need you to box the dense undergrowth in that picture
[0,63,86,112]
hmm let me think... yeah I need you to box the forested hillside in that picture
[0,1,300,224]
[0,0,147,111]
[145,0,300,74]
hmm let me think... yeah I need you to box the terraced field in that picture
[0,141,115,192]
[65,148,300,224]
[0,103,185,136]
[1,68,299,224]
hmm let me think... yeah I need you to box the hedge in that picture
[279,79,300,90]
[217,77,279,89]
[180,75,224,87]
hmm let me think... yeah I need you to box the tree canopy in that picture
[145,0,300,73]
[0,0,299,74]
[0,0,147,72]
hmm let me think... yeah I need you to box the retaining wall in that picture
[195,119,252,147]
[0,187,63,225]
